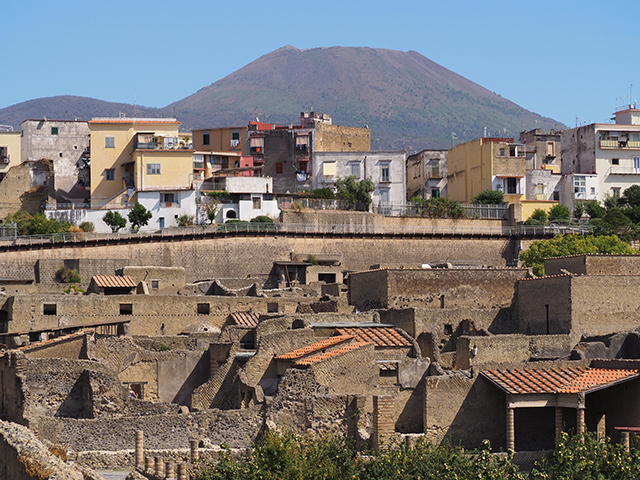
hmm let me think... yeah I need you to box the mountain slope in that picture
[0,96,160,129]
[164,46,564,149]
[0,47,564,150]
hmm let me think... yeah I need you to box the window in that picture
[250,136,264,154]
[431,188,440,198]
[296,134,309,151]
[380,189,390,204]
[546,142,555,156]
[202,132,210,145]
[230,131,240,147]
[105,169,115,181]
[105,136,115,148]
[536,185,545,195]
[350,163,361,179]
[147,163,160,175]
[51,127,58,135]
[506,177,517,194]
[158,217,165,228]
[275,162,284,174]
[499,148,506,156]
[381,164,390,183]
[43,304,57,315]
[267,302,279,313]
[197,303,210,315]
[322,162,336,176]
[573,176,586,197]
[252,197,261,209]
[119,304,133,315]
[612,187,621,198]
[612,158,620,165]
[151,280,159,289]
[163,193,175,203]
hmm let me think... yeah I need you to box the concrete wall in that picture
[545,254,640,276]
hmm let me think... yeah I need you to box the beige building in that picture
[0,129,21,182]
[86,117,197,230]
[447,137,526,204]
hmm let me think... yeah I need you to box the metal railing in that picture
[609,166,640,175]
[0,222,594,248]
[373,202,508,219]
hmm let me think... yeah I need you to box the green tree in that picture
[335,176,375,211]
[177,214,193,227]
[524,208,548,226]
[128,202,152,231]
[530,432,640,480]
[584,200,606,219]
[547,204,571,222]
[78,221,94,232]
[520,234,637,276]
[411,196,463,218]
[5,211,33,236]
[26,213,70,235]
[311,187,335,199]
[102,211,126,232]
[621,185,640,207]
[471,189,506,205]
[572,201,585,220]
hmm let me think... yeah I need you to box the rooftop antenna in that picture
[483,126,487,138]
[451,132,458,148]
[133,94,137,118]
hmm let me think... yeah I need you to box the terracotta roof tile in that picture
[336,327,412,347]
[15,332,86,352]
[92,275,137,288]
[295,341,370,366]
[482,368,639,394]
[275,335,354,360]
[230,311,260,327]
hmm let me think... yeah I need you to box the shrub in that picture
[57,266,81,284]
[471,189,506,205]
[250,215,274,223]
[177,214,194,227]
[525,208,548,225]
[5,211,33,235]
[548,203,571,222]
[335,176,376,211]
[306,254,319,265]
[411,196,464,219]
[79,221,94,232]
[27,213,70,235]
[311,187,335,199]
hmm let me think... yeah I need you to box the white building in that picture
[200,175,278,222]
[561,107,640,209]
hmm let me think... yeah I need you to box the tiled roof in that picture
[482,368,640,395]
[336,327,412,347]
[295,341,370,366]
[230,311,260,327]
[13,332,86,353]
[92,275,137,288]
[275,335,353,360]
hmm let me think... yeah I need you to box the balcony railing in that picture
[609,166,640,175]
[600,139,640,149]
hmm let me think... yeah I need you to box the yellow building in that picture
[192,126,247,154]
[88,118,194,209]
[0,130,21,181]
[447,137,526,204]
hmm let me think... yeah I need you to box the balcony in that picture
[193,161,205,170]
[600,139,640,149]
[609,166,640,175]
[250,147,263,155]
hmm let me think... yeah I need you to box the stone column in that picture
[555,406,563,443]
[372,395,395,451]
[166,461,176,479]
[190,439,199,463]
[135,430,144,468]
[178,463,188,480]
[145,456,154,473]
[622,431,631,452]
[506,407,515,451]
[577,407,585,441]
[155,456,165,477]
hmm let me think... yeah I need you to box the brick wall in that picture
[372,395,395,450]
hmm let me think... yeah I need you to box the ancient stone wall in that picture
[516,275,573,336]
[0,235,517,284]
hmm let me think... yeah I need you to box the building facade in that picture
[0,129,21,182]
[405,149,448,201]
[561,107,640,209]
[20,119,90,205]
[447,137,526,204]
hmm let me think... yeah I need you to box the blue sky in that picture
[3,0,639,128]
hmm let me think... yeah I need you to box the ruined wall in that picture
[516,275,573,335]
[21,333,86,359]
[36,407,264,453]
[0,420,85,480]
[544,255,640,276]
[120,266,186,294]
[0,235,517,284]
[350,268,528,311]
[0,161,53,219]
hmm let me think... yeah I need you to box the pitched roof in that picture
[275,335,354,361]
[229,311,260,327]
[336,327,412,347]
[91,275,137,288]
[295,341,370,366]
[482,368,640,395]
